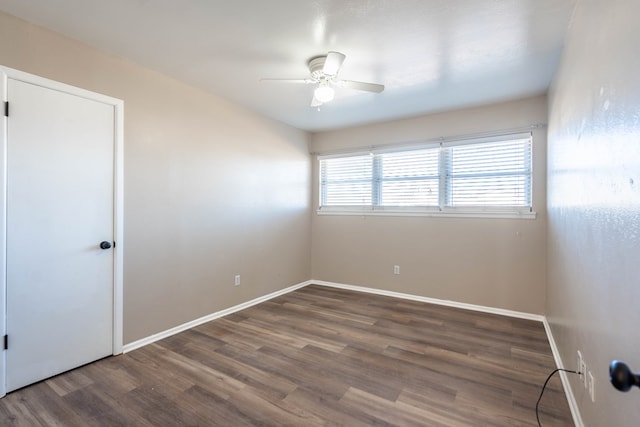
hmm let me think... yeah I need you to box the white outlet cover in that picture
[577,351,583,377]
[577,350,586,384]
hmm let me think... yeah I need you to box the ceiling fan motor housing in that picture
[308,56,329,81]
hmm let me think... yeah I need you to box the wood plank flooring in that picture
[0,285,574,426]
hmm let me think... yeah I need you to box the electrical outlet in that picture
[577,350,587,388]
[393,265,400,275]
[577,351,584,380]
[234,275,241,286]
[588,371,595,402]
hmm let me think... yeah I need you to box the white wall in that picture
[547,0,640,424]
[310,96,549,314]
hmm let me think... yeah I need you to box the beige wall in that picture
[547,0,640,424]
[0,12,312,344]
[310,96,548,314]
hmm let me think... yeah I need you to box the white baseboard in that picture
[122,280,313,353]
[124,278,545,353]
[311,280,545,322]
[543,318,584,427]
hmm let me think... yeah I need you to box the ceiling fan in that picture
[261,51,385,107]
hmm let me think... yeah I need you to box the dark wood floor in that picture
[0,285,573,426]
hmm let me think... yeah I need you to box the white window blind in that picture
[320,154,372,206]
[380,149,440,206]
[319,132,533,217]
[444,137,532,207]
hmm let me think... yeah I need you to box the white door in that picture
[5,78,116,392]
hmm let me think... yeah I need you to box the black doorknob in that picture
[99,241,112,250]
[610,360,640,392]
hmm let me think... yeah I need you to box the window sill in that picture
[316,209,537,220]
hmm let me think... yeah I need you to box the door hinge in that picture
[4,101,7,117]
[3,335,7,350]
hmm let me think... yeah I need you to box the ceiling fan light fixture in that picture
[260,51,384,107]
[314,84,335,103]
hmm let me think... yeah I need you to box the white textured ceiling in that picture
[0,0,576,132]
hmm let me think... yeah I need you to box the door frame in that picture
[0,66,124,397]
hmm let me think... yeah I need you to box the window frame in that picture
[317,132,536,219]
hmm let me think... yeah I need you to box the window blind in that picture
[319,132,532,214]
[444,138,532,207]
[320,154,372,206]
[379,149,440,206]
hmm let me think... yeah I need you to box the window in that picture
[319,133,533,218]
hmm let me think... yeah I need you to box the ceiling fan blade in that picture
[337,79,385,93]
[259,78,314,84]
[323,51,346,76]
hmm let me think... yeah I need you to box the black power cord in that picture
[536,368,580,427]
